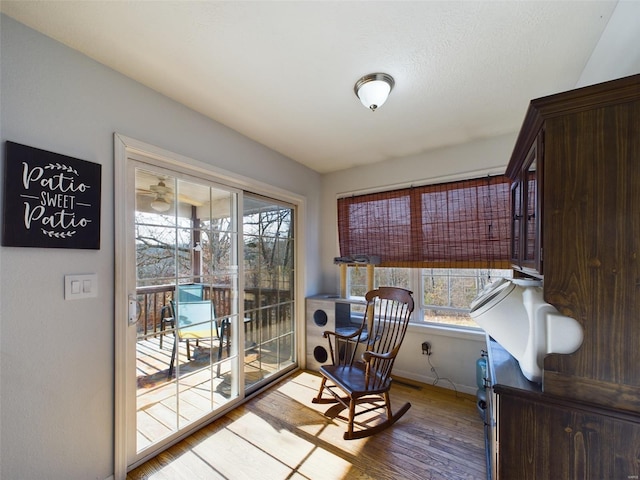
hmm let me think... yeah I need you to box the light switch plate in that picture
[65,274,98,300]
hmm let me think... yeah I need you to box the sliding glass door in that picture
[115,136,300,474]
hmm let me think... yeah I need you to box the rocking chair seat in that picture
[320,362,390,397]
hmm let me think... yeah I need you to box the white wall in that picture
[576,0,640,88]
[0,15,321,480]
[318,133,517,394]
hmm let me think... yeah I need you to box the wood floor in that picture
[128,370,487,480]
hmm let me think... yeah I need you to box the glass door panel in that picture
[134,167,239,454]
[243,195,295,392]
[524,156,538,264]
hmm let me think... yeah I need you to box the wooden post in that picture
[340,264,347,298]
[367,264,374,292]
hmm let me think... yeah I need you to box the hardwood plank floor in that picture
[128,370,486,480]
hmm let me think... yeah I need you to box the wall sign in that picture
[2,141,101,249]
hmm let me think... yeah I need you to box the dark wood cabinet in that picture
[492,74,640,479]
[487,338,640,480]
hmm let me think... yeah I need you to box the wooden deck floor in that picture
[136,334,288,450]
[128,370,487,480]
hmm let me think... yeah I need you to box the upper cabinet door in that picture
[510,180,522,267]
[508,133,543,276]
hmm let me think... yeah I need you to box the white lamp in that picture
[150,195,171,212]
[354,73,395,111]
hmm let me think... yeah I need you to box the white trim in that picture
[236,193,246,398]
[406,322,485,342]
[295,202,307,369]
[114,134,305,206]
[113,134,128,480]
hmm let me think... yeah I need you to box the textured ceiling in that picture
[0,1,619,173]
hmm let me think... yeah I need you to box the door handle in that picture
[128,294,139,325]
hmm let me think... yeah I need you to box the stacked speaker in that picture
[306,296,337,371]
[306,295,366,371]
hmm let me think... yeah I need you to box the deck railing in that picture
[135,284,292,344]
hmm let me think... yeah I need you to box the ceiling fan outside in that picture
[148,179,172,197]
[136,177,173,212]
[149,179,172,212]
[148,179,172,212]
[136,176,204,211]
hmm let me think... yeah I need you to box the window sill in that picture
[407,322,485,341]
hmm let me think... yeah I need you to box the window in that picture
[421,268,512,328]
[339,174,513,329]
[347,266,512,329]
[347,265,411,298]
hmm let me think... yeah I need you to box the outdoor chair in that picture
[312,286,415,439]
[159,284,205,349]
[167,299,229,378]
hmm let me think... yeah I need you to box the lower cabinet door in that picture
[498,394,640,480]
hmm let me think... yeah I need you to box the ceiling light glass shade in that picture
[354,73,395,111]
[150,197,171,212]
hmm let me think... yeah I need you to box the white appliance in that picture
[470,278,583,382]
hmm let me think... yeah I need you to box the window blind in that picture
[337,175,511,268]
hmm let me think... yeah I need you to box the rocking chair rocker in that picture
[312,287,415,439]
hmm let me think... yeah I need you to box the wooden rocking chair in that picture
[312,287,415,439]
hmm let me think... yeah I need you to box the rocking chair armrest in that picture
[322,328,364,341]
[362,342,403,363]
[362,350,396,362]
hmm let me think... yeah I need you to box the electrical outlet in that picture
[421,341,432,356]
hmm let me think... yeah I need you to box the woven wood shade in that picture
[337,175,511,269]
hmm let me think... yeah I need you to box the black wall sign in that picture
[2,141,101,249]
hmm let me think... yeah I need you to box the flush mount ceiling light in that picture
[354,73,395,111]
